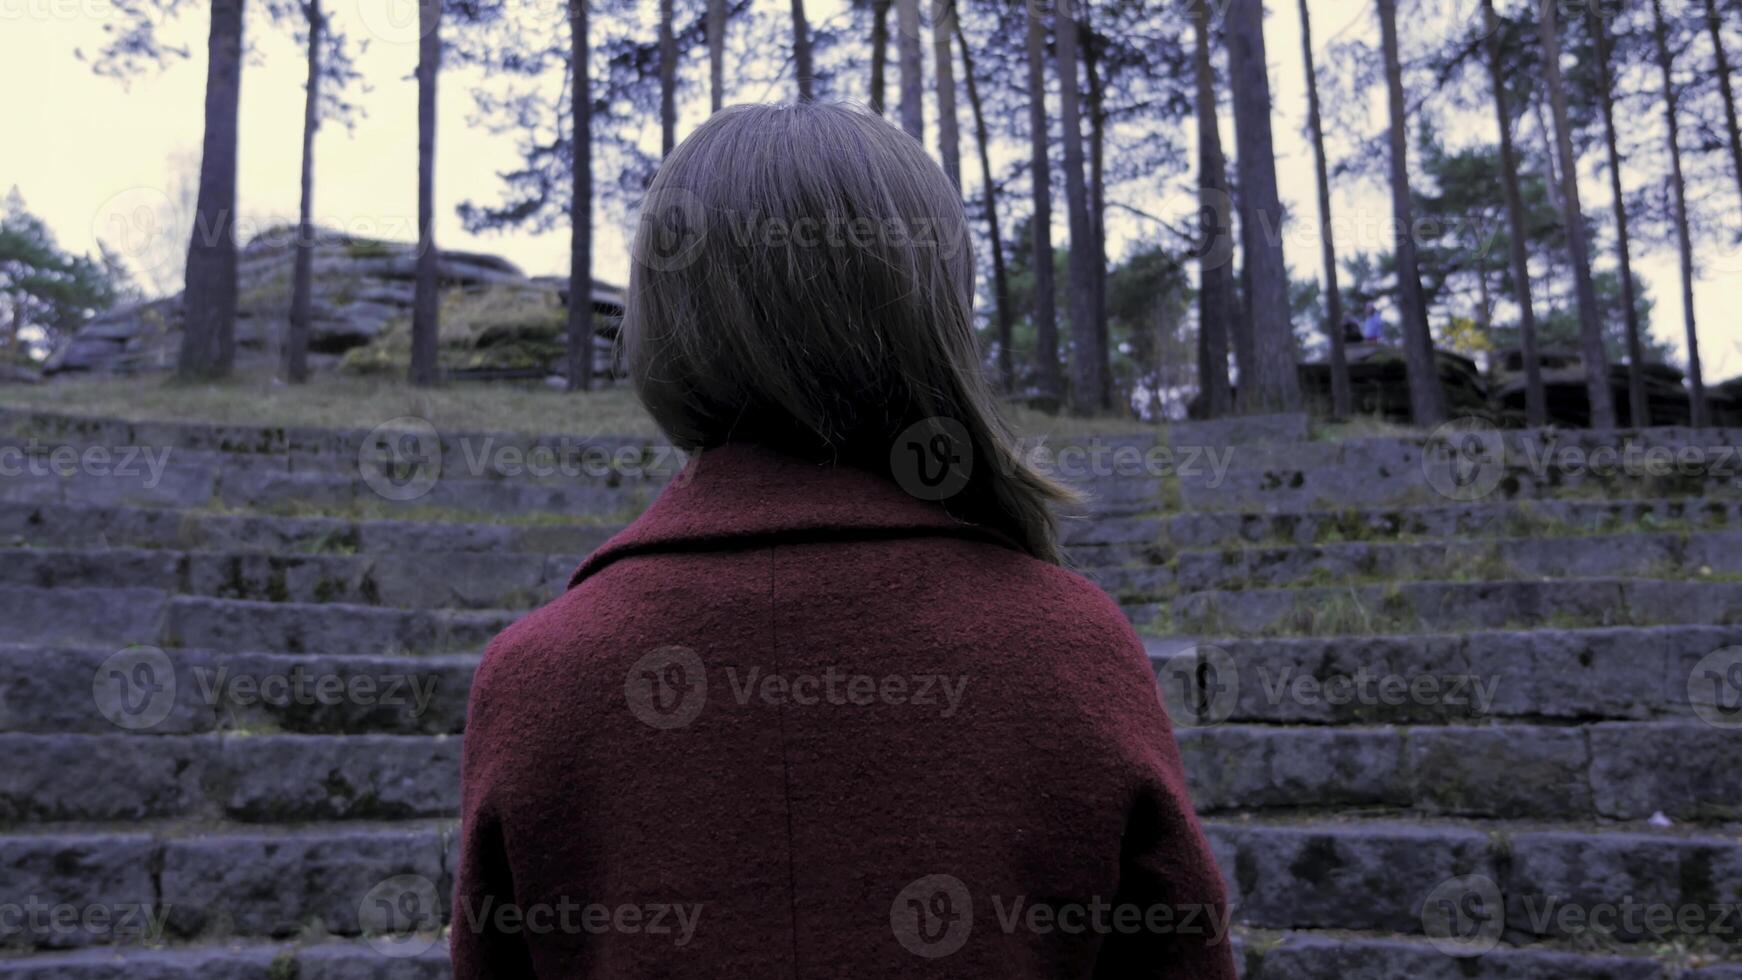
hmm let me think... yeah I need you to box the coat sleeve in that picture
[450,638,538,978]
[1091,631,1240,979]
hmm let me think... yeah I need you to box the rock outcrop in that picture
[43,228,624,380]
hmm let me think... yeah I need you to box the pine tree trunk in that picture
[791,0,814,101]
[931,0,960,186]
[1055,1,1099,416]
[1529,94,1565,308]
[708,0,725,112]
[1539,0,1615,429]
[1482,0,1546,427]
[178,0,243,382]
[897,0,923,137]
[1375,0,1445,425]
[1083,15,1111,410]
[1225,0,1302,415]
[660,0,677,150]
[1025,6,1061,403]
[284,0,320,385]
[1193,9,1233,418]
[1296,0,1349,419]
[568,0,595,392]
[1590,7,1648,426]
[410,0,441,388]
[1704,0,1742,210]
[956,20,1015,392]
[870,0,890,114]
[1654,0,1707,426]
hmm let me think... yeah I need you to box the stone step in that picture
[0,547,582,611]
[0,431,671,492]
[11,721,1730,827]
[0,499,625,554]
[0,822,451,951]
[0,645,474,736]
[1165,497,1742,550]
[0,451,655,522]
[1174,578,1742,637]
[1231,927,1709,980]
[0,542,1169,614]
[0,734,459,824]
[1147,625,1742,726]
[1205,817,1742,953]
[0,406,663,472]
[1178,721,1737,822]
[0,443,1156,520]
[3,814,1733,960]
[1174,428,1742,512]
[0,587,514,654]
[0,939,449,979]
[1176,530,1742,592]
[1175,424,1742,478]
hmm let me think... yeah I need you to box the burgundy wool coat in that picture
[452,443,1236,978]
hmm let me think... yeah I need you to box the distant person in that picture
[1342,314,1364,344]
[1361,302,1386,343]
[451,103,1236,978]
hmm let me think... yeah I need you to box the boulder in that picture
[43,227,622,380]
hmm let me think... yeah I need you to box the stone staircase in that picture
[0,406,1737,977]
[1156,417,1742,978]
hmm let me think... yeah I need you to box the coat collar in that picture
[568,442,1019,588]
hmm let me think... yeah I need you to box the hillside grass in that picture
[1,370,1166,440]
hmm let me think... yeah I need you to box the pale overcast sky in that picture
[2,0,1738,380]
